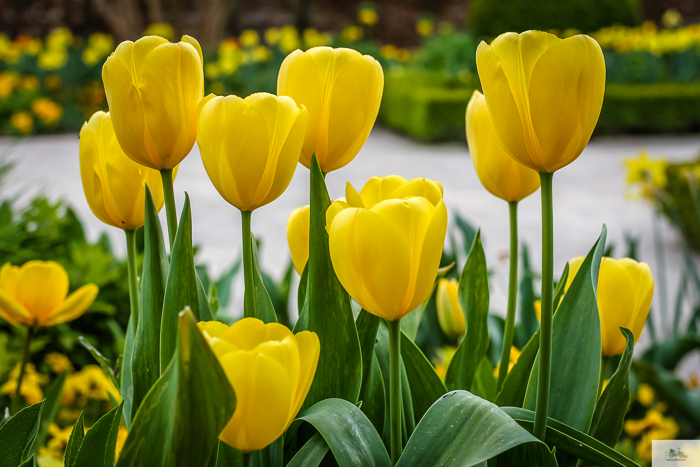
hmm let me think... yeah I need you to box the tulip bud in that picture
[476,31,605,173]
[566,257,653,356]
[197,92,308,212]
[102,35,204,170]
[287,205,310,275]
[277,46,384,173]
[466,91,540,202]
[198,318,320,452]
[0,261,98,327]
[79,111,169,230]
[436,278,466,339]
[326,176,448,321]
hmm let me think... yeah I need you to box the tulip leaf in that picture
[524,226,606,432]
[488,442,559,466]
[287,433,329,467]
[64,412,84,467]
[495,329,539,407]
[118,310,236,467]
[400,331,447,422]
[295,398,391,467]
[73,401,124,467]
[160,194,213,371]
[297,263,309,315]
[31,370,67,456]
[78,336,118,388]
[502,407,640,467]
[132,186,168,419]
[471,356,497,402]
[355,311,385,436]
[401,264,452,341]
[356,310,381,398]
[251,235,277,324]
[395,391,553,467]
[211,441,242,467]
[445,231,490,392]
[305,155,362,405]
[120,315,135,427]
[0,401,43,467]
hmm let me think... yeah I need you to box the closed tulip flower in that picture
[326,176,448,321]
[0,261,98,327]
[102,35,204,170]
[287,205,310,275]
[476,31,605,173]
[198,318,320,452]
[466,91,540,202]
[197,93,309,212]
[566,257,654,356]
[436,278,465,339]
[277,46,384,173]
[80,111,169,230]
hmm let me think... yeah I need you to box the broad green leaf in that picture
[31,370,67,455]
[488,443,558,466]
[212,441,242,467]
[356,310,381,398]
[401,264,453,341]
[524,226,606,432]
[471,356,497,402]
[286,433,329,467]
[251,236,277,323]
[297,262,309,315]
[64,412,84,467]
[495,329,539,407]
[503,407,640,467]
[295,398,391,467]
[73,402,124,467]
[305,155,362,404]
[632,360,700,424]
[120,315,135,427]
[400,331,446,422]
[118,310,236,467]
[78,336,117,388]
[552,263,569,311]
[446,231,489,391]
[396,391,552,467]
[132,187,168,419]
[0,401,43,467]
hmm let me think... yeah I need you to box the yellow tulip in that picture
[277,46,384,173]
[476,31,606,173]
[436,278,465,339]
[79,111,169,230]
[287,205,310,275]
[197,93,308,212]
[198,318,320,452]
[326,176,448,321]
[566,257,653,356]
[102,35,204,170]
[466,91,540,202]
[0,261,98,327]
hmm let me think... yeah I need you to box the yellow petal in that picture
[325,200,351,234]
[0,290,31,327]
[359,175,407,208]
[290,331,320,418]
[197,321,231,340]
[345,182,364,208]
[0,263,19,295]
[392,178,444,206]
[181,35,203,65]
[42,284,98,327]
[436,278,465,339]
[287,205,310,275]
[14,261,68,322]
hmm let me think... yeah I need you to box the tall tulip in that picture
[198,319,319,457]
[197,92,308,320]
[326,176,447,463]
[476,30,606,440]
[102,34,204,248]
[466,90,539,391]
[287,205,310,275]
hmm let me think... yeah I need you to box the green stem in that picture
[242,451,252,467]
[11,325,35,415]
[650,210,666,340]
[160,168,178,250]
[534,172,554,441]
[498,201,519,392]
[241,210,256,319]
[388,319,402,464]
[125,230,139,330]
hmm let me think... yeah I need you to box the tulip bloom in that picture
[277,46,384,173]
[102,35,204,170]
[287,205,310,275]
[0,261,98,327]
[567,257,653,357]
[79,111,169,231]
[436,278,465,340]
[476,31,605,173]
[466,91,539,202]
[198,319,320,452]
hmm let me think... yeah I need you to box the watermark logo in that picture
[653,440,700,465]
[665,448,688,460]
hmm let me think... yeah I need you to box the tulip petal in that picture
[287,206,310,275]
[198,321,231,340]
[0,263,19,294]
[392,178,444,207]
[0,290,31,326]
[359,175,407,208]
[42,284,98,327]
[14,261,69,322]
[222,317,268,350]
[80,113,119,228]
[181,35,203,65]
[345,182,364,208]
[290,331,320,418]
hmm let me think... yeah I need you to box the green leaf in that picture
[212,441,242,467]
[31,371,67,456]
[552,263,569,311]
[488,443,558,466]
[524,226,606,432]
[295,398,391,467]
[401,264,452,341]
[17,456,35,467]
[120,315,135,428]
[471,356,497,402]
[251,235,277,323]
[305,155,362,404]
[297,262,309,315]
[0,401,43,467]
[64,412,85,467]
[632,359,700,424]
[286,433,329,467]
[400,331,446,422]
[78,336,118,389]
[118,310,237,467]
[446,231,490,391]
[495,329,539,407]
[73,402,124,467]
[356,310,381,399]
[503,407,640,467]
[514,243,539,348]
[396,391,553,467]
[132,186,168,420]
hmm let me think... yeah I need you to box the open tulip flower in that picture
[277,46,384,173]
[198,318,320,453]
[287,205,310,275]
[436,278,466,340]
[79,110,170,231]
[566,256,654,357]
[0,261,98,328]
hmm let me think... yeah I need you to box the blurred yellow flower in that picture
[265,27,281,45]
[432,346,457,382]
[62,365,120,405]
[624,408,679,461]
[240,29,260,48]
[279,26,301,53]
[38,48,68,70]
[0,72,18,98]
[624,151,668,187]
[303,28,332,49]
[416,19,434,37]
[662,9,682,29]
[44,352,72,373]
[340,25,363,43]
[46,28,73,50]
[32,98,63,125]
[1,363,47,404]
[22,75,39,91]
[144,22,175,41]
[44,74,61,90]
[252,45,271,62]
[637,383,655,407]
[11,112,33,134]
[358,8,379,26]
[493,346,521,377]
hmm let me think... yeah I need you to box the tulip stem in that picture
[241,210,256,319]
[498,201,519,392]
[125,229,140,330]
[388,319,402,464]
[160,168,178,250]
[11,325,35,415]
[534,172,554,441]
